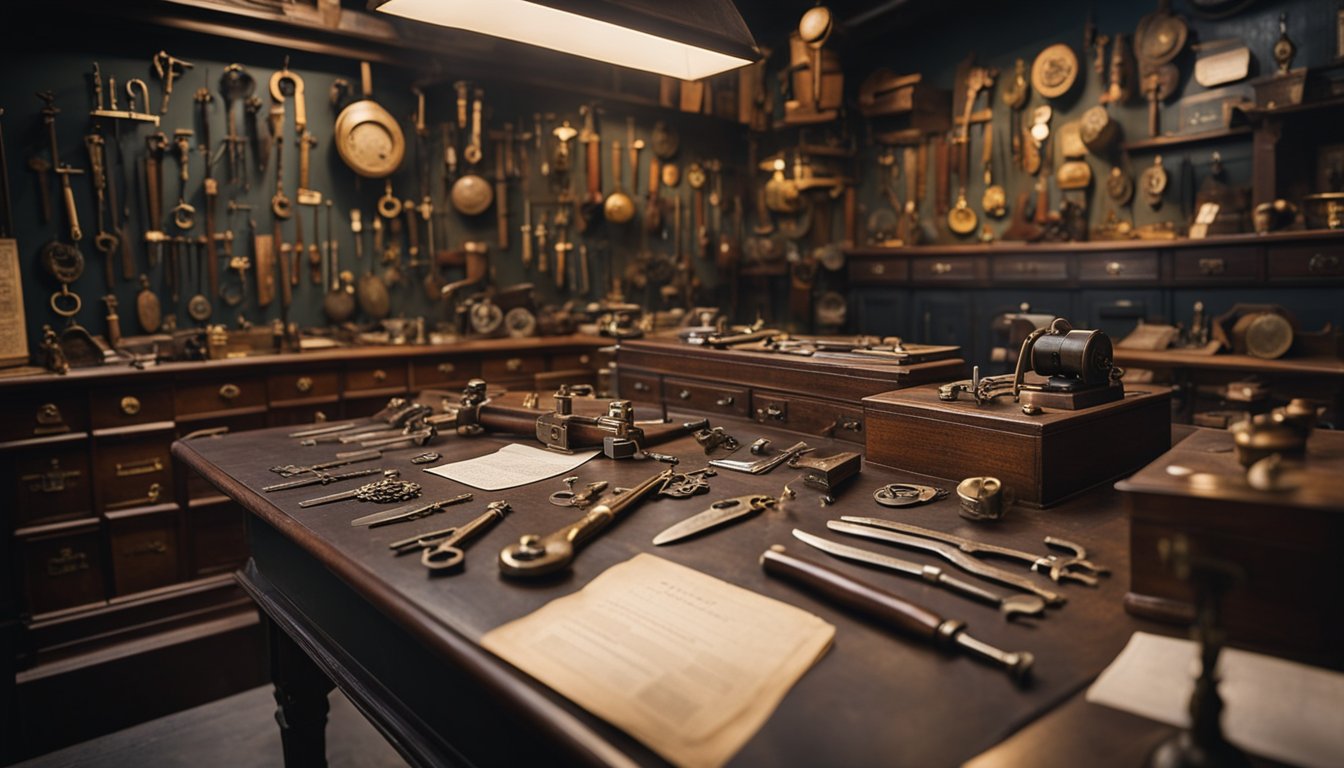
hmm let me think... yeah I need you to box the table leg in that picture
[267,614,335,768]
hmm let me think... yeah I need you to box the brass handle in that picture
[372,369,388,383]
[295,376,313,393]
[633,381,651,392]
[219,383,241,401]
[931,262,953,275]
[871,263,886,276]
[715,395,735,407]
[1308,253,1340,274]
[115,457,164,477]
[437,362,456,374]
[1105,261,1123,276]
[678,389,692,400]
[579,354,591,365]
[124,539,169,557]
[840,417,863,432]
[46,547,90,577]
[120,396,142,416]
[759,404,786,421]
[506,358,523,373]
[1198,258,1225,276]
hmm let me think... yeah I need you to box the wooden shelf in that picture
[1121,126,1252,153]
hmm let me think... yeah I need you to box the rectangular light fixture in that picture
[370,0,759,81]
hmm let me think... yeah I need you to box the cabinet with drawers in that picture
[0,335,606,760]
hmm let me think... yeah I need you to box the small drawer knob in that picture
[715,395,735,407]
[219,383,241,401]
[932,262,953,275]
[506,358,523,373]
[633,381,651,392]
[437,362,456,374]
[120,396,141,416]
[579,354,591,365]
[871,263,886,275]
[372,369,388,383]
[295,376,313,393]
[1105,261,1123,276]
[678,389,692,400]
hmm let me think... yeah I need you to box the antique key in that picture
[269,448,380,477]
[298,478,421,508]
[390,501,511,571]
[351,492,475,527]
[549,477,609,508]
[658,467,716,498]
[262,466,394,493]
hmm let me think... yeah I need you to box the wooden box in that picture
[1116,428,1344,667]
[863,384,1171,507]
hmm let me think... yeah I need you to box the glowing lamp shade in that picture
[370,0,758,80]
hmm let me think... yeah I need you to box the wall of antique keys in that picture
[0,35,747,357]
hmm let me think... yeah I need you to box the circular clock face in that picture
[504,307,537,338]
[469,302,503,336]
[1107,167,1134,205]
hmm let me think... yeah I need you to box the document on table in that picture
[1086,631,1344,768]
[424,443,597,491]
[482,554,835,768]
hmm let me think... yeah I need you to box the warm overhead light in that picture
[369,0,759,81]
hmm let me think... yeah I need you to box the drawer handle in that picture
[219,383,241,401]
[47,547,91,577]
[633,381,651,392]
[116,457,165,477]
[759,404,787,421]
[1198,258,1225,276]
[678,389,692,400]
[506,358,523,373]
[579,354,591,365]
[21,460,82,493]
[931,262,953,275]
[437,362,456,374]
[120,396,142,416]
[124,540,169,557]
[372,369,388,383]
[295,376,313,393]
[106,482,163,511]
[871,263,886,276]
[35,402,69,435]
[1105,261,1123,276]
[1308,253,1341,274]
[840,417,863,432]
[715,395,735,407]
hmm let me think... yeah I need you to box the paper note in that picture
[482,554,835,768]
[1086,632,1344,768]
[424,443,597,491]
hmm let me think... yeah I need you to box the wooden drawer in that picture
[618,371,662,402]
[344,394,401,419]
[411,358,479,388]
[849,258,908,284]
[187,499,248,578]
[551,352,598,370]
[94,432,175,512]
[663,377,749,417]
[267,369,340,402]
[90,383,173,430]
[107,505,181,597]
[1172,247,1263,282]
[345,362,408,392]
[481,354,546,381]
[1267,243,1344,280]
[175,375,265,416]
[9,441,92,527]
[992,254,1071,283]
[1078,251,1159,282]
[911,256,988,283]
[17,521,107,616]
[0,393,88,443]
[267,403,339,428]
[751,391,866,444]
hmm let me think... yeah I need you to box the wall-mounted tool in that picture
[171,129,195,230]
[451,89,492,216]
[334,62,405,178]
[90,62,159,125]
[151,50,193,115]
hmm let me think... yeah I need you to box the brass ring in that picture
[50,288,82,317]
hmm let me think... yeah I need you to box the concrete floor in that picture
[15,686,408,768]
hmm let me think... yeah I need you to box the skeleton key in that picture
[269,448,380,477]
[262,466,394,493]
[389,501,512,571]
[351,492,475,528]
[298,478,421,508]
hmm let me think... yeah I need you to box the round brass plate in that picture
[1136,12,1187,67]
[947,199,978,235]
[334,100,405,179]
[1031,44,1079,99]
[1106,166,1134,206]
[799,6,833,44]
[451,174,494,216]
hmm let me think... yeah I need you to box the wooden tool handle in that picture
[762,545,942,641]
[586,140,601,202]
[648,157,660,198]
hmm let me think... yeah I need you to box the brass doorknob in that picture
[296,376,313,393]
[120,396,142,416]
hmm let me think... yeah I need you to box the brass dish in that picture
[1031,44,1079,99]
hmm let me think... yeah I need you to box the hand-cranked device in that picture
[938,318,1124,411]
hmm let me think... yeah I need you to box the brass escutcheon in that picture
[120,396,142,416]
[296,376,313,393]
[219,383,241,400]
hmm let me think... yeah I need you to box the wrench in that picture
[840,517,1108,585]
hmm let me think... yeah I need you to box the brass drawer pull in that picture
[1198,258,1225,276]
[21,460,82,493]
[47,547,90,577]
[871,263,886,276]
[1105,261,1124,276]
[437,362,456,374]
[124,540,169,557]
[115,457,165,477]
[931,262,953,275]
[633,381,652,392]
[759,404,787,421]
[579,354,591,365]
[295,376,313,393]
[678,389,692,400]
[120,396,142,416]
[1308,253,1341,274]
[505,358,523,373]
[372,369,388,383]
[106,482,163,510]
[840,417,863,432]
[219,383,241,401]
[35,402,69,435]
[715,395,735,407]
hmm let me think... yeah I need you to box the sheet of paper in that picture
[482,554,835,768]
[1086,631,1344,768]
[424,443,597,491]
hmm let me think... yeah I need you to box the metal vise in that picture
[536,387,645,453]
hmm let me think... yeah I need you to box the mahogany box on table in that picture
[1116,427,1344,668]
[861,384,1172,507]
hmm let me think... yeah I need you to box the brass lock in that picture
[372,369,388,383]
[296,376,313,393]
[120,396,142,416]
[47,547,90,577]
[219,383,241,401]
[34,402,69,435]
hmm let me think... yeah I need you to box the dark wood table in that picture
[172,414,1182,767]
